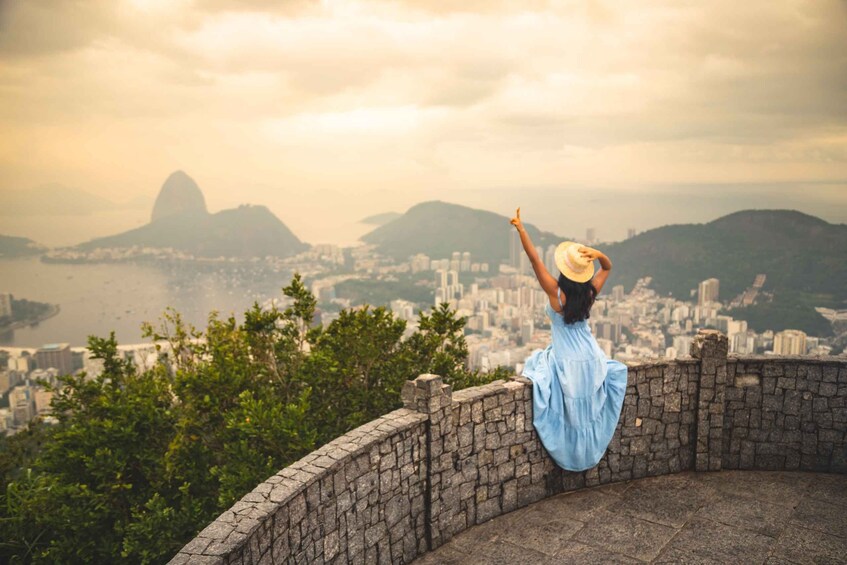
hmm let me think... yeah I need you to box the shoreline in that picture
[0,303,61,333]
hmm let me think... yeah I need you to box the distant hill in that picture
[360,212,401,226]
[598,210,846,301]
[0,234,46,258]
[73,173,308,259]
[360,201,565,265]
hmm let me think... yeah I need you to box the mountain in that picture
[598,210,847,302]
[2,184,120,216]
[73,173,308,259]
[0,234,46,258]
[360,212,401,226]
[360,201,566,266]
[151,171,207,222]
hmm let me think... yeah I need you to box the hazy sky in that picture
[1,0,846,244]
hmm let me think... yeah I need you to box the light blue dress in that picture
[521,290,628,471]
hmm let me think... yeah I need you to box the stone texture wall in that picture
[169,409,428,565]
[723,356,847,472]
[170,329,846,564]
[427,355,702,549]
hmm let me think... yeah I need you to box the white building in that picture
[409,254,431,273]
[390,299,416,322]
[698,278,720,306]
[773,329,807,355]
[460,252,471,272]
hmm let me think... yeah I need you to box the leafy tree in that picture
[1,333,182,563]
[304,305,408,443]
[403,302,511,390]
[0,274,504,564]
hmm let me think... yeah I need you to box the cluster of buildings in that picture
[301,236,836,377]
[4,230,840,435]
[0,343,73,434]
[0,342,161,436]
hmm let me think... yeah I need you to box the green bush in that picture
[0,274,502,564]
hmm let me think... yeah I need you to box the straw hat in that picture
[554,241,595,283]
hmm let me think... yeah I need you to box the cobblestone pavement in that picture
[413,471,847,564]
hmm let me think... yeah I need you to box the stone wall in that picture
[170,329,846,564]
[723,356,847,472]
[169,409,428,564]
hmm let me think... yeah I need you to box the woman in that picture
[510,207,627,472]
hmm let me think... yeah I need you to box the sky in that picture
[1,0,846,245]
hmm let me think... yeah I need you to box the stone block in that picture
[819,382,838,397]
[763,364,784,377]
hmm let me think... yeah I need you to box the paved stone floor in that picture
[413,471,847,564]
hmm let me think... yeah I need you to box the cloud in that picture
[0,0,845,209]
[0,0,120,57]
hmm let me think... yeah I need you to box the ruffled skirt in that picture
[522,345,627,471]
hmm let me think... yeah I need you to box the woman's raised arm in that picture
[579,246,612,294]
[510,208,559,297]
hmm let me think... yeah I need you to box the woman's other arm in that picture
[579,246,613,294]
[510,208,559,298]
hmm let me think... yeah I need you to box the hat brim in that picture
[555,241,595,283]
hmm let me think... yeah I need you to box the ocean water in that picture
[0,258,294,348]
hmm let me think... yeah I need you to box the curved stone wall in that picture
[170,330,846,564]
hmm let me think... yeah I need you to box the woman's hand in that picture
[510,207,524,231]
[578,246,602,261]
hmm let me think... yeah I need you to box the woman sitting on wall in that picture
[510,207,627,471]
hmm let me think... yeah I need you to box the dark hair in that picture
[558,274,597,324]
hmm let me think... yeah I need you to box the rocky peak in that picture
[151,170,208,222]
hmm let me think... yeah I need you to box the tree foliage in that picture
[0,274,504,564]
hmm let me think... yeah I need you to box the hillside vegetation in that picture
[361,200,566,265]
[0,234,46,258]
[600,210,846,301]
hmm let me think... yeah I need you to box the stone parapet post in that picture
[401,374,455,550]
[691,329,729,471]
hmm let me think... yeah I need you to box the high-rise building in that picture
[450,252,461,272]
[509,230,522,268]
[595,321,621,342]
[586,227,596,244]
[434,287,447,305]
[520,320,534,345]
[612,285,625,302]
[520,252,530,275]
[34,388,53,415]
[673,335,693,356]
[697,278,720,306]
[460,252,471,272]
[627,228,636,239]
[410,254,430,273]
[0,293,12,319]
[35,343,72,375]
[773,329,807,355]
[435,269,448,288]
[544,245,557,277]
[390,299,416,322]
